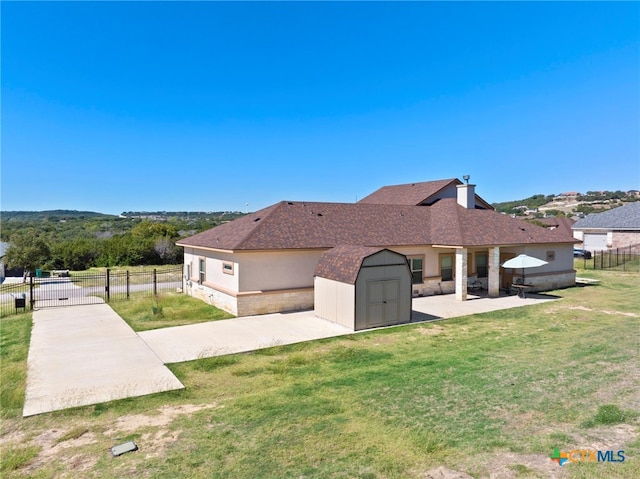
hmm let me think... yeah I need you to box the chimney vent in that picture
[457,184,476,209]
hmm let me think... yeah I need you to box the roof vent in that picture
[287,202,294,205]
[317,213,323,217]
[254,218,261,222]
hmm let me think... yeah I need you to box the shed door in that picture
[367,279,400,328]
[584,233,608,251]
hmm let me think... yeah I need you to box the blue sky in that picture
[2,1,639,215]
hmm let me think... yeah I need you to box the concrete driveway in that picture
[23,304,185,417]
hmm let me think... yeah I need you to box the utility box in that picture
[15,296,26,312]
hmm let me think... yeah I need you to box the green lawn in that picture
[1,269,638,478]
[109,291,235,331]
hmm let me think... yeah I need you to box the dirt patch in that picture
[22,429,99,474]
[566,306,639,318]
[416,325,445,336]
[571,423,638,451]
[102,403,216,437]
[102,403,220,459]
[475,452,566,478]
[421,466,474,478]
[12,403,220,475]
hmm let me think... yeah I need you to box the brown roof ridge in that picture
[380,177,459,189]
[430,198,464,245]
[358,178,461,205]
[235,200,289,249]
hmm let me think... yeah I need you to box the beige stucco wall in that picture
[237,250,326,291]
[500,244,575,291]
[183,247,239,292]
[314,277,355,329]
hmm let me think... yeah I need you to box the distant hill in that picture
[1,210,116,221]
[492,190,640,217]
[120,211,245,220]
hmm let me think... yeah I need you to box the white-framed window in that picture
[199,258,206,283]
[222,262,234,275]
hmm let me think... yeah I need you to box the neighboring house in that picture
[559,192,580,198]
[178,179,576,322]
[572,202,640,251]
[0,242,8,283]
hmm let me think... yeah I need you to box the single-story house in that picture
[572,202,640,251]
[178,178,577,323]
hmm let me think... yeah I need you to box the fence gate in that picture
[1,267,183,315]
[32,273,107,308]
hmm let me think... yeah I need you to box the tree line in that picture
[2,221,185,276]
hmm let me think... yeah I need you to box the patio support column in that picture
[455,248,468,301]
[488,247,500,298]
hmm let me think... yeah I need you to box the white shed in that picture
[314,245,412,331]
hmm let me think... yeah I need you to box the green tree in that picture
[4,231,51,281]
[131,221,178,239]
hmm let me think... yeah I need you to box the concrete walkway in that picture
[23,304,184,417]
[139,312,353,363]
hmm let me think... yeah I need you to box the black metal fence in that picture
[579,246,640,272]
[0,266,183,318]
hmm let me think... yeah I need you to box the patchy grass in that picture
[0,444,40,474]
[0,312,32,418]
[109,291,234,331]
[582,405,639,428]
[1,270,638,478]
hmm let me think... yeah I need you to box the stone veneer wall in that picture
[186,282,238,315]
[184,280,314,317]
[236,289,314,316]
[411,271,575,296]
[513,271,576,292]
[413,280,456,296]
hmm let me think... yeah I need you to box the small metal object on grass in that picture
[111,441,138,457]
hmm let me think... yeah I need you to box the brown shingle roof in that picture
[314,245,386,284]
[358,178,458,205]
[177,198,576,251]
[533,217,577,237]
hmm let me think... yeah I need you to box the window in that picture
[199,258,206,283]
[440,254,453,281]
[222,262,234,275]
[546,251,555,262]
[409,257,423,284]
[476,253,488,278]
